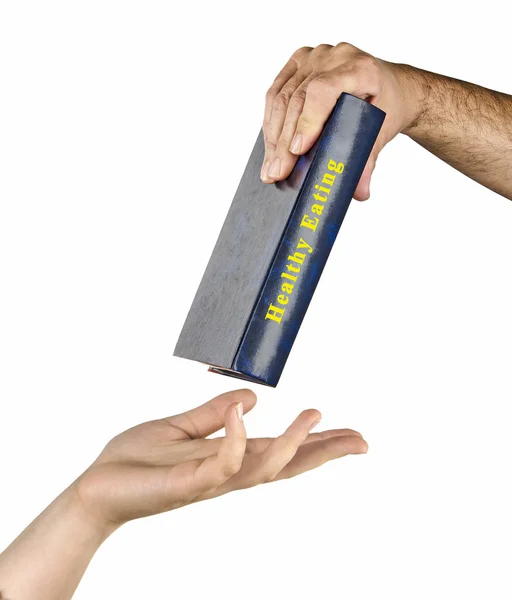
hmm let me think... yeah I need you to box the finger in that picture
[353,131,387,201]
[247,409,322,484]
[290,61,381,157]
[168,428,364,466]
[262,48,312,181]
[353,152,376,201]
[187,402,247,497]
[302,428,363,444]
[274,434,368,481]
[167,389,256,439]
[263,78,312,183]
[261,71,310,182]
[243,427,363,455]
[263,58,300,140]
[194,425,364,501]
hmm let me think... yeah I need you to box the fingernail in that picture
[236,402,244,422]
[268,157,281,179]
[260,160,270,181]
[309,416,321,431]
[290,133,302,154]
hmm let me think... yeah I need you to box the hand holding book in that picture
[174,93,385,385]
[262,42,512,201]
[260,42,412,199]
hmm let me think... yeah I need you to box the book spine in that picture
[232,94,385,386]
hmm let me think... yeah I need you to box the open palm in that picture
[76,389,367,528]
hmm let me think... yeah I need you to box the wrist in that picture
[66,480,120,544]
[390,62,429,135]
[0,484,116,596]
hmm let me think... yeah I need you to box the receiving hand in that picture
[75,389,368,529]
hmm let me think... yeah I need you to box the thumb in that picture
[354,126,388,201]
[353,151,377,201]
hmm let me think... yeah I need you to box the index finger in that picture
[166,389,257,439]
[263,58,299,138]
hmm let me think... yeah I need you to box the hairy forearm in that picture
[395,64,512,200]
[0,486,114,600]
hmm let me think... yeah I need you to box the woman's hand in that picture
[260,42,420,200]
[75,388,367,529]
[0,388,366,599]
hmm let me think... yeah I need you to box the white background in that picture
[1,1,511,598]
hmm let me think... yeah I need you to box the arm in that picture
[0,488,113,600]
[398,65,512,199]
[0,389,367,599]
[261,43,512,201]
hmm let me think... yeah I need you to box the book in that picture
[174,93,385,387]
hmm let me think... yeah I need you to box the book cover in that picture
[174,93,385,387]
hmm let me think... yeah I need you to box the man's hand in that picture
[262,43,512,200]
[75,389,367,528]
[260,43,418,199]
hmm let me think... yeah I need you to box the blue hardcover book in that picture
[174,93,385,387]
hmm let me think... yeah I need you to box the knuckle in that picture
[354,54,379,74]
[292,46,313,61]
[265,88,277,104]
[291,86,307,104]
[277,136,291,151]
[274,91,290,112]
[262,468,278,484]
[315,43,333,53]
[221,458,241,478]
[297,112,315,129]
[257,468,274,484]
[265,139,277,152]
[335,41,356,53]
[286,97,305,118]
